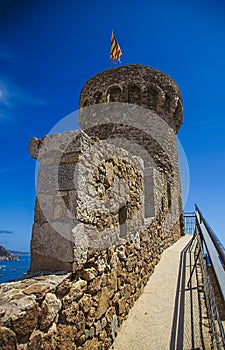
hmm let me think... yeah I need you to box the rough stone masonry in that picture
[0,64,184,350]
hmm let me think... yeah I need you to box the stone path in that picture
[110,235,192,350]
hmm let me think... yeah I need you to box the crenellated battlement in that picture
[79,64,183,133]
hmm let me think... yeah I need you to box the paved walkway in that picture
[110,235,192,350]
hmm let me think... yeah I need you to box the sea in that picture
[0,255,31,284]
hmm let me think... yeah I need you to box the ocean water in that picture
[0,255,31,284]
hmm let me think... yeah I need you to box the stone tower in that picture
[79,64,183,227]
[29,64,184,272]
[79,64,182,133]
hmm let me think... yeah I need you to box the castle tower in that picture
[79,64,182,133]
[29,64,184,272]
[79,64,183,222]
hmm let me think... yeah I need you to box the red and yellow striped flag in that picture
[110,31,122,62]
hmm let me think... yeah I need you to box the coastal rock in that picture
[0,245,18,261]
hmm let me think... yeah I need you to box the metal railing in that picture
[186,206,225,349]
[184,212,196,235]
[195,205,225,271]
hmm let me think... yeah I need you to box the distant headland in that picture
[0,245,18,261]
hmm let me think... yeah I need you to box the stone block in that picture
[56,324,77,350]
[40,293,62,330]
[83,337,101,350]
[27,330,43,350]
[0,326,17,350]
[95,287,110,320]
[81,268,98,282]
[78,294,92,314]
[11,304,38,337]
[30,222,73,271]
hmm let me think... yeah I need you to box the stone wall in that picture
[0,127,181,348]
[29,131,145,272]
[0,210,180,350]
[78,102,183,232]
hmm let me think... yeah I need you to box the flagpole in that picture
[109,30,113,69]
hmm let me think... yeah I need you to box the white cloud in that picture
[0,76,45,120]
[0,49,45,120]
[0,82,11,107]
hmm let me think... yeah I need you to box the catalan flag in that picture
[110,31,122,62]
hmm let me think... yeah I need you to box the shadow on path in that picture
[170,237,212,350]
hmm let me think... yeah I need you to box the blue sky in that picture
[0,0,225,251]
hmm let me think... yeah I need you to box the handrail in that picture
[184,208,225,348]
[195,204,225,266]
[195,204,225,303]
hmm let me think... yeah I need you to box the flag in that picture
[110,31,122,62]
